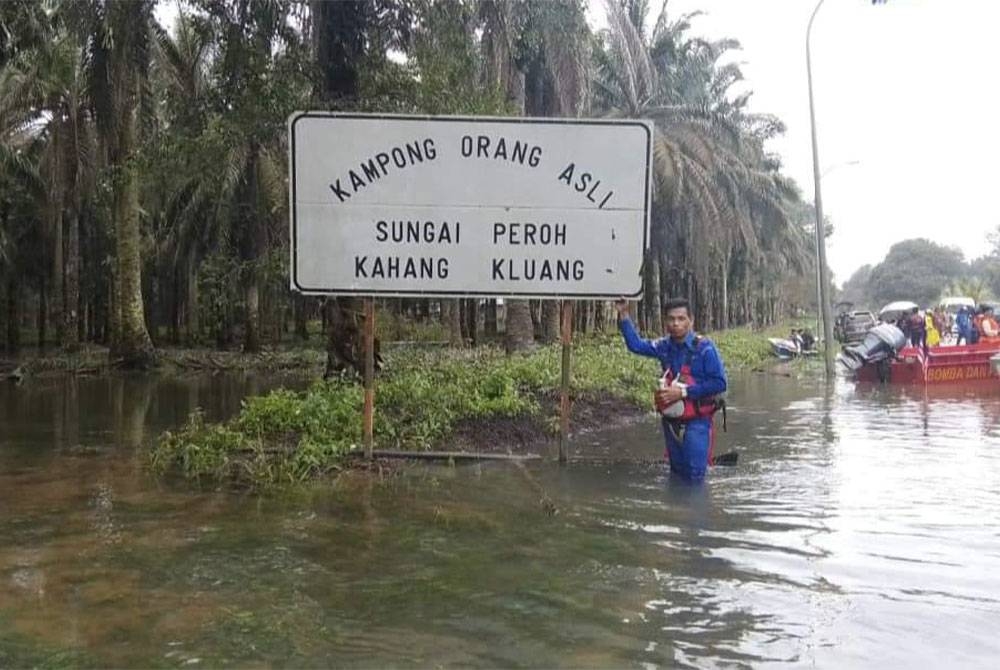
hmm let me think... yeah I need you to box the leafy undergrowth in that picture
[149,334,655,487]
[709,326,780,369]
[149,328,779,488]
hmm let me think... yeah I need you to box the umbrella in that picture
[878,300,918,320]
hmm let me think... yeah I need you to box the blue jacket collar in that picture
[666,331,697,350]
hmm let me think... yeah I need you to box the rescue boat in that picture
[838,323,1000,384]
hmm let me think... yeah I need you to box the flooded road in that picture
[2,370,1000,667]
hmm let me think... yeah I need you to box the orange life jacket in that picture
[982,316,1000,340]
[654,337,721,422]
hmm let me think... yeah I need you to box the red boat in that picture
[840,324,1000,384]
[854,343,1000,384]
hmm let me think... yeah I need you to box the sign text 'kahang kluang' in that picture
[288,113,652,298]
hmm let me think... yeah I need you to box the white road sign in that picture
[289,113,651,298]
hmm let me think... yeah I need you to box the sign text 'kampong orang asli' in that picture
[288,114,651,299]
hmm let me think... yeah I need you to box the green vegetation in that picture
[149,329,777,488]
[710,327,779,369]
[2,0,816,364]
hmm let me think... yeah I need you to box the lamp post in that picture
[807,0,836,377]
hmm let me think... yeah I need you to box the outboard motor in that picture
[837,323,907,372]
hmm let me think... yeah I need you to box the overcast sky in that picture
[590,0,1000,285]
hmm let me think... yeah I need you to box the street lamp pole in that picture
[807,0,836,377]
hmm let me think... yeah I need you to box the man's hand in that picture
[655,386,685,406]
[614,297,629,317]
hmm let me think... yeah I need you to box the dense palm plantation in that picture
[0,0,814,366]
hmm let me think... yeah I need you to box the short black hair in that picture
[662,298,691,317]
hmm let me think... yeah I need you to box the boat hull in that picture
[854,343,1000,384]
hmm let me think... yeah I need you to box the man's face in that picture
[664,307,693,340]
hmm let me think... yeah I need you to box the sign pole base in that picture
[558,300,573,464]
[363,297,375,460]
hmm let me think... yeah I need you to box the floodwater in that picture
[2,369,1000,668]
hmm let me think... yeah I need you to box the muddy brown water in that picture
[2,369,1000,668]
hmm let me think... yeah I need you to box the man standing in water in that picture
[615,298,728,481]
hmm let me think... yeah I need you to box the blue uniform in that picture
[956,308,972,345]
[619,318,728,481]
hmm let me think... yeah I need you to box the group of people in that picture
[895,304,1000,351]
[788,327,816,353]
[895,306,947,351]
[954,305,1000,345]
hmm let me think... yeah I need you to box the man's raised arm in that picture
[615,298,658,358]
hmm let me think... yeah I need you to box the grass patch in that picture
[148,325,787,488]
[148,334,657,487]
[706,326,776,370]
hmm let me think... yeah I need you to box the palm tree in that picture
[309,0,411,373]
[479,0,590,352]
[0,20,93,351]
[0,1,47,69]
[82,0,157,367]
[179,0,305,353]
[309,0,368,374]
[595,0,809,330]
[149,12,213,345]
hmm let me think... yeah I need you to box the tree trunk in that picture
[313,0,369,377]
[465,298,479,346]
[294,294,309,341]
[540,300,560,343]
[52,205,65,345]
[80,299,88,343]
[185,251,199,345]
[244,281,260,352]
[38,278,47,350]
[112,128,155,367]
[595,300,607,332]
[578,301,594,333]
[484,299,498,337]
[503,300,534,353]
[444,299,463,346]
[459,299,469,341]
[719,253,729,331]
[529,300,541,338]
[645,253,662,335]
[105,10,156,369]
[168,268,181,345]
[5,279,18,354]
[324,297,364,378]
[239,142,264,354]
[63,209,81,350]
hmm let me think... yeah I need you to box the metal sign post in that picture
[363,298,375,459]
[558,300,573,463]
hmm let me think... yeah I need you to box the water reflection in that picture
[2,371,1000,667]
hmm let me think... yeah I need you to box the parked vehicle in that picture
[834,308,877,344]
[878,300,919,323]
[939,296,975,314]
